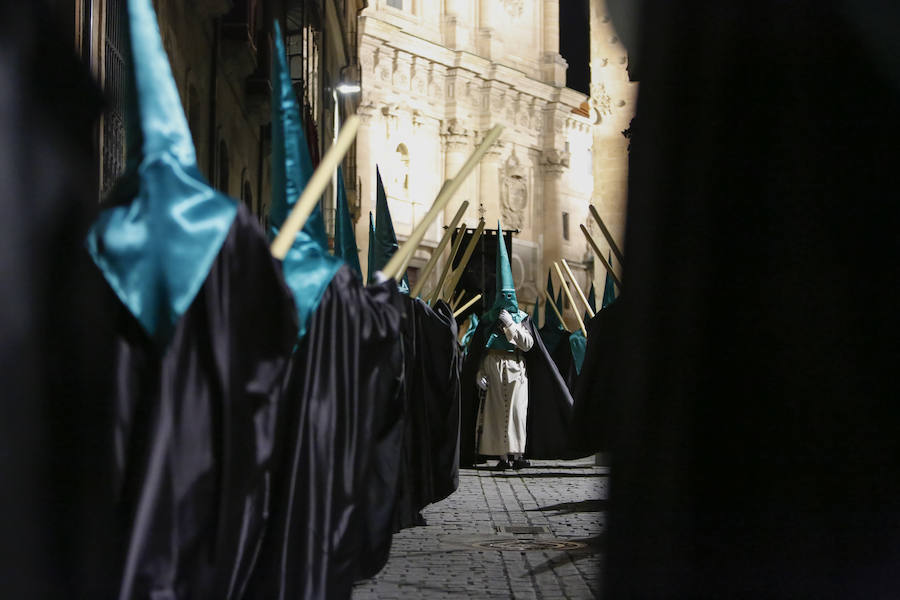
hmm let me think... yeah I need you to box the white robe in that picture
[476,321,534,456]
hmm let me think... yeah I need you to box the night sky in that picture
[559,0,591,96]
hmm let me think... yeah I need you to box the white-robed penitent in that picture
[476,321,534,455]
[474,222,534,459]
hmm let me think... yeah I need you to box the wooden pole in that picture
[440,219,485,302]
[561,259,595,319]
[271,115,360,259]
[553,262,587,336]
[409,201,468,297]
[581,224,622,290]
[384,125,504,280]
[588,205,625,267]
[427,219,468,304]
[453,294,483,318]
[542,288,569,331]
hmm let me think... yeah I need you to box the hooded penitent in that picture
[602,253,616,308]
[86,0,237,345]
[370,167,410,293]
[269,20,342,340]
[334,164,362,279]
[85,2,299,597]
[484,222,527,350]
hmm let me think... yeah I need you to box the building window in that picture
[394,143,410,195]
[386,0,403,9]
[562,211,570,241]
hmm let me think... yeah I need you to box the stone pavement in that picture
[353,458,607,599]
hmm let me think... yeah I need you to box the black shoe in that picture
[512,458,531,470]
[495,459,511,471]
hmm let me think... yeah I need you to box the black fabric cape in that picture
[96,205,298,599]
[541,326,578,393]
[0,7,115,597]
[392,298,461,531]
[244,266,406,600]
[570,299,625,457]
[606,2,900,597]
[460,317,574,465]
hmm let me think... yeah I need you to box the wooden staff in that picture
[272,115,360,259]
[581,224,622,290]
[541,288,569,331]
[427,219,468,304]
[409,201,468,297]
[588,205,625,267]
[440,219,485,302]
[384,125,504,280]
[450,288,466,310]
[561,259,595,319]
[453,294,482,318]
[553,262,587,336]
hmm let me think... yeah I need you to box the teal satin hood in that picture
[485,222,525,350]
[334,165,362,279]
[569,329,587,374]
[270,20,342,341]
[86,0,236,345]
[369,167,410,294]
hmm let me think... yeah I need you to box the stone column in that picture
[476,0,502,59]
[541,0,566,85]
[441,119,471,223]
[540,148,568,312]
[479,137,505,225]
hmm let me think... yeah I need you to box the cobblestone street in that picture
[353,459,606,599]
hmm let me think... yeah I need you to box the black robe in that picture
[96,205,298,599]
[570,299,625,456]
[606,2,900,597]
[540,326,578,393]
[460,317,574,465]
[244,266,406,600]
[393,298,461,531]
[0,7,115,597]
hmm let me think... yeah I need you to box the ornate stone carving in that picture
[442,118,469,150]
[501,151,528,229]
[540,148,570,174]
[590,81,612,121]
[501,0,524,19]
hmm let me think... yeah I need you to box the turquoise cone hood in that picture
[602,252,617,308]
[485,222,526,350]
[269,22,328,249]
[366,211,377,285]
[334,165,362,279]
[270,20,342,341]
[370,167,409,293]
[542,271,564,331]
[569,330,587,374]
[86,0,237,345]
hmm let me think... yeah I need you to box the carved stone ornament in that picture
[501,152,528,229]
[590,81,613,121]
[501,0,525,19]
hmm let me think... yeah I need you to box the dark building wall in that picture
[60,0,364,234]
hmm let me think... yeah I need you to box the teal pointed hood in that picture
[269,20,342,340]
[366,211,376,285]
[602,252,617,308]
[269,21,327,249]
[485,222,526,350]
[542,271,562,330]
[86,0,237,344]
[569,330,587,374]
[587,282,597,313]
[460,313,479,355]
[371,167,409,293]
[334,165,362,279]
